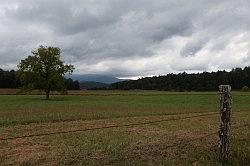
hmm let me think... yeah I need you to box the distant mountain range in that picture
[66,74,127,84]
[65,74,129,89]
[79,81,109,90]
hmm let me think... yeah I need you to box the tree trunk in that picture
[46,90,50,100]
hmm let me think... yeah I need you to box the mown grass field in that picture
[0,90,249,165]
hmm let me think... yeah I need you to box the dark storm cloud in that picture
[0,0,250,77]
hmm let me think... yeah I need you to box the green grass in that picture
[0,91,250,126]
[0,90,249,165]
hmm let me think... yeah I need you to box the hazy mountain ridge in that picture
[79,81,109,90]
[66,74,127,84]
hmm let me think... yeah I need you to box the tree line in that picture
[0,69,21,88]
[0,68,80,90]
[2,66,250,92]
[110,67,250,91]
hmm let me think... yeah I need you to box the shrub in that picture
[242,86,249,92]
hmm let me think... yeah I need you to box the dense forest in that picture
[110,67,250,91]
[0,69,20,88]
[0,68,80,90]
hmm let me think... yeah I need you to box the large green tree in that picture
[18,46,74,99]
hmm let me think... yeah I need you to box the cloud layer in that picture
[0,0,250,78]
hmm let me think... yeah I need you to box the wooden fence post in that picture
[218,85,232,162]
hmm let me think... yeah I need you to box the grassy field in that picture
[0,90,249,165]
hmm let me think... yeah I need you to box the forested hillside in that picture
[110,67,250,91]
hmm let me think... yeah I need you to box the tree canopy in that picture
[17,46,74,99]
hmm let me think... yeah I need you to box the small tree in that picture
[18,46,74,99]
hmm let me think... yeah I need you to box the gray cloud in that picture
[0,0,250,77]
[180,38,208,57]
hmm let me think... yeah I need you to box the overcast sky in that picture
[0,0,249,79]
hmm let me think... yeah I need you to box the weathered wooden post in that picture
[218,85,232,162]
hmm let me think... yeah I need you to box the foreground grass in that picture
[0,91,249,165]
[0,112,249,165]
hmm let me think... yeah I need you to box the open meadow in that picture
[0,90,249,165]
